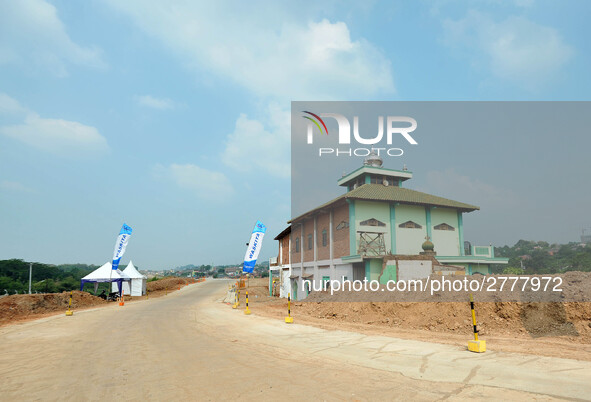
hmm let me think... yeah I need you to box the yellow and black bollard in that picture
[65,291,73,316]
[244,291,251,315]
[237,288,240,307]
[468,294,486,352]
[285,293,294,323]
[232,287,238,309]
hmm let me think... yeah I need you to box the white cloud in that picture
[0,180,35,193]
[1,114,108,154]
[134,95,177,110]
[222,104,290,178]
[103,2,393,100]
[0,93,27,115]
[0,93,108,155]
[0,0,106,76]
[154,163,234,200]
[442,11,574,89]
[105,2,395,179]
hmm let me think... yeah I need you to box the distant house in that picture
[224,267,240,276]
[274,153,507,300]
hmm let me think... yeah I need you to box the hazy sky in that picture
[1,1,590,269]
[291,101,591,249]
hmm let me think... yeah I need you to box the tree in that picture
[502,266,523,275]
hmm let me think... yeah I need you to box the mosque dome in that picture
[422,238,435,251]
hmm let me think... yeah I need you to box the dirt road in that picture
[1,280,589,401]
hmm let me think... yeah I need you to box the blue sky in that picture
[0,0,590,269]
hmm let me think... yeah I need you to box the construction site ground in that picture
[233,276,591,362]
[1,278,590,399]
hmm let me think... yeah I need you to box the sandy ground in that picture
[1,280,590,400]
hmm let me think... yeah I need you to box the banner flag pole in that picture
[108,223,133,302]
[242,220,266,275]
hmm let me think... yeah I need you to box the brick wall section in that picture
[291,224,302,264]
[280,236,290,265]
[303,218,314,262]
[291,201,350,263]
[333,203,350,258]
[317,212,330,260]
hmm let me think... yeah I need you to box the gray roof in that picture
[290,183,479,222]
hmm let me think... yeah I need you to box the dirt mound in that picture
[229,278,271,303]
[146,276,196,292]
[0,277,201,326]
[296,271,591,341]
[284,301,591,340]
[303,272,591,303]
[270,272,591,341]
[243,276,591,352]
[0,291,106,326]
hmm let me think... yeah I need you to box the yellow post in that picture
[237,288,240,307]
[244,290,251,315]
[65,291,73,316]
[468,294,486,352]
[165,286,168,296]
[232,287,238,309]
[146,289,149,300]
[285,293,293,323]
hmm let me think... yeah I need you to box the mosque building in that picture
[272,152,508,300]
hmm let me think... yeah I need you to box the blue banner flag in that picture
[243,220,266,273]
[112,223,132,270]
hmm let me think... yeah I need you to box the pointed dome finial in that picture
[364,150,382,167]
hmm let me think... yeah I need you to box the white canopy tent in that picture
[80,262,131,295]
[115,261,146,296]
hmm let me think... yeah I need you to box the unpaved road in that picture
[1,280,590,401]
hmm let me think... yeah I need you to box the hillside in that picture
[494,240,591,274]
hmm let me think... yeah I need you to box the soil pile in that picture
[223,278,272,304]
[0,291,106,326]
[304,272,591,303]
[245,275,591,345]
[0,277,201,326]
[285,301,591,341]
[146,276,196,292]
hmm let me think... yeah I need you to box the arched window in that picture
[322,229,328,247]
[295,237,300,253]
